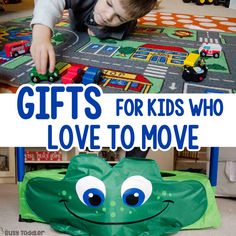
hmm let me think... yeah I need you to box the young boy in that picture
[30,0,158,75]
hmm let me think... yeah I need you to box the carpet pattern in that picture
[139,11,236,33]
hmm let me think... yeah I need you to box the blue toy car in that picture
[82,67,102,85]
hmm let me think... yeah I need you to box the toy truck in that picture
[183,0,230,7]
[214,0,230,7]
[183,54,208,82]
[4,40,30,58]
[183,0,214,5]
[184,53,200,67]
[182,58,208,82]
[198,43,222,58]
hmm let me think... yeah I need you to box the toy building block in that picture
[82,67,102,85]
[198,43,222,58]
[30,67,60,83]
[61,64,84,84]
[4,40,30,58]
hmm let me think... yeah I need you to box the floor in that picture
[160,0,236,17]
[0,1,236,236]
[0,0,33,22]
[0,184,236,236]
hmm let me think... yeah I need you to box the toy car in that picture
[82,67,102,85]
[198,43,222,58]
[182,0,230,6]
[183,0,214,5]
[61,64,84,84]
[182,60,208,82]
[30,67,60,83]
[214,0,230,7]
[4,40,30,58]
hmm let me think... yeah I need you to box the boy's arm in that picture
[30,0,65,75]
[31,0,65,34]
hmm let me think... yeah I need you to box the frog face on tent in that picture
[26,155,208,236]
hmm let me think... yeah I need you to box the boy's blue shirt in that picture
[65,0,137,39]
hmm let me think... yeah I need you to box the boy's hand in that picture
[30,24,55,75]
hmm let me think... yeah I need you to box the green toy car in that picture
[30,66,60,83]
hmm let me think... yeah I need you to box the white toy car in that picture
[198,43,222,58]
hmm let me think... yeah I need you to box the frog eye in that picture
[76,176,106,208]
[121,176,152,207]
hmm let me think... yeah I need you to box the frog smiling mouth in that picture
[60,200,174,225]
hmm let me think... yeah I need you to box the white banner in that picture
[0,84,236,151]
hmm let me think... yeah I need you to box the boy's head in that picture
[94,0,157,27]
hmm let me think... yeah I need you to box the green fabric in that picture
[19,158,220,232]
[161,171,221,229]
[19,168,66,222]
[24,154,208,236]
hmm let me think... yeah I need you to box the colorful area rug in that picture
[139,11,236,33]
[0,11,236,93]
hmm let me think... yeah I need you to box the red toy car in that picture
[61,64,84,84]
[4,40,30,58]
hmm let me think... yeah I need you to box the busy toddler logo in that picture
[13,84,230,151]
[0,227,45,236]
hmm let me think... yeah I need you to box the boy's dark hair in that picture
[121,0,158,19]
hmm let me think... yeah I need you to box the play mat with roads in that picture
[0,11,236,93]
